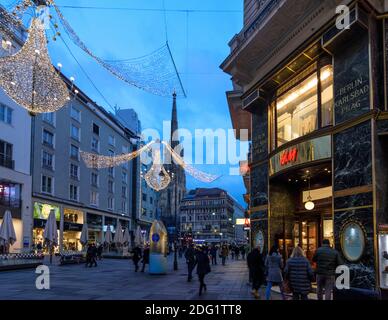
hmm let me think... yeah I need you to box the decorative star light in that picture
[0,18,69,114]
[144,144,171,191]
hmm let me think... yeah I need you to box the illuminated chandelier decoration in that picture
[52,3,186,97]
[81,140,219,191]
[0,17,69,114]
[143,144,171,192]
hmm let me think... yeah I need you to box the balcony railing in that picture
[0,156,14,169]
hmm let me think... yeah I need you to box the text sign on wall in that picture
[270,135,331,176]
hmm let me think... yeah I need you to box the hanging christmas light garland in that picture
[0,17,69,114]
[52,3,186,97]
[80,141,155,169]
[161,141,219,183]
[81,140,220,191]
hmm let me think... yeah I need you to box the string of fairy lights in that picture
[0,0,221,191]
[81,140,220,191]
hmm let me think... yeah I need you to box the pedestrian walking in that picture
[247,245,265,299]
[97,244,103,260]
[312,239,343,300]
[221,244,229,266]
[141,245,150,272]
[235,246,240,260]
[90,243,98,267]
[85,243,92,267]
[284,246,314,300]
[210,244,218,265]
[241,246,246,260]
[231,246,235,260]
[185,244,197,282]
[265,245,286,300]
[196,246,211,296]
[131,245,142,272]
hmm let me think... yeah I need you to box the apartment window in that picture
[91,172,98,187]
[108,180,114,193]
[122,186,127,198]
[70,163,79,180]
[108,197,114,210]
[150,197,153,204]
[69,184,79,201]
[0,140,13,169]
[142,193,147,202]
[122,171,127,183]
[41,175,53,194]
[42,129,54,147]
[42,112,54,125]
[121,200,127,213]
[70,144,79,160]
[108,135,115,146]
[92,123,100,136]
[122,146,129,169]
[70,106,81,122]
[108,167,114,177]
[90,191,99,206]
[91,137,99,152]
[42,151,53,170]
[71,124,80,141]
[0,104,13,124]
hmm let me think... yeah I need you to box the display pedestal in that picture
[149,253,167,274]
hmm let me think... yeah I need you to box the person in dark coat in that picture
[285,246,314,300]
[85,244,92,267]
[97,244,103,260]
[185,244,197,282]
[265,245,286,300]
[91,243,98,267]
[235,246,240,260]
[312,239,343,300]
[196,246,211,296]
[241,246,246,260]
[131,246,142,272]
[141,245,150,272]
[247,245,265,299]
[210,245,218,265]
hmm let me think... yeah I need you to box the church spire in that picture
[170,91,178,150]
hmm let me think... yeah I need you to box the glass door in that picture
[293,220,318,261]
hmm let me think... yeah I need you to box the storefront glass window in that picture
[276,73,318,146]
[320,65,334,127]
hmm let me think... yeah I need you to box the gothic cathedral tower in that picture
[158,93,186,241]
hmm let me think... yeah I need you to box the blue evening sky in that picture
[2,0,248,207]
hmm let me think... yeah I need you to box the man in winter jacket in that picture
[185,244,197,282]
[312,239,343,300]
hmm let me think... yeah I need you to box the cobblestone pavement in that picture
[0,255,283,300]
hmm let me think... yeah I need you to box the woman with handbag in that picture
[284,246,314,300]
[265,245,286,300]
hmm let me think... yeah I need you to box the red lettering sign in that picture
[280,148,298,166]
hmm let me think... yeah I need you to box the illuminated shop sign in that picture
[33,202,60,221]
[280,148,298,166]
[270,135,331,175]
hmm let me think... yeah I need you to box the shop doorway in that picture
[270,162,333,261]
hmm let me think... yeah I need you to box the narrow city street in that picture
[0,256,283,300]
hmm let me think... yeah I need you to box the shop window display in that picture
[275,65,333,147]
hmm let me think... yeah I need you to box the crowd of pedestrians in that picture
[246,239,343,300]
